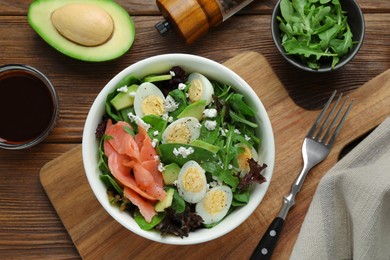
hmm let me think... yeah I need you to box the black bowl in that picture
[271,0,365,72]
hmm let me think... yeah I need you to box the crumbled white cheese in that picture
[209,181,218,188]
[158,163,165,172]
[168,116,173,123]
[164,95,179,112]
[153,130,159,136]
[234,129,241,134]
[173,146,194,158]
[127,112,151,131]
[220,128,228,136]
[162,113,169,121]
[178,83,186,90]
[244,134,251,141]
[202,108,217,118]
[153,155,160,160]
[170,70,176,77]
[128,92,136,97]
[228,164,233,170]
[151,139,158,148]
[117,85,128,92]
[204,120,217,131]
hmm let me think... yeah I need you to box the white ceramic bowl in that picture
[82,54,275,245]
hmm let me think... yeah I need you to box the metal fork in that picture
[250,91,354,260]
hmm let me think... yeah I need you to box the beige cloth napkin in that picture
[290,117,390,260]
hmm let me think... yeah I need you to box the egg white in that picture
[133,82,165,118]
[195,185,233,225]
[161,117,201,144]
[176,160,207,203]
[187,72,214,106]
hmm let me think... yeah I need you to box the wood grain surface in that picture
[40,52,390,260]
[0,0,389,259]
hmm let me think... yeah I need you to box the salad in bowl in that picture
[82,54,275,245]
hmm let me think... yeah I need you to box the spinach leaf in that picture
[232,191,250,206]
[99,174,123,196]
[134,210,164,230]
[167,89,188,120]
[142,114,167,140]
[171,189,186,213]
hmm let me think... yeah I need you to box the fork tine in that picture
[322,94,348,142]
[327,98,354,147]
[315,92,343,139]
[307,90,337,138]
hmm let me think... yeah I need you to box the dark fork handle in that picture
[250,217,285,260]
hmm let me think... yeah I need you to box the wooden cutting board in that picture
[40,51,390,260]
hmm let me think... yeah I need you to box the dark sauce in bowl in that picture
[0,65,58,149]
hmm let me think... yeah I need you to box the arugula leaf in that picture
[283,38,337,60]
[277,0,355,69]
[228,93,255,117]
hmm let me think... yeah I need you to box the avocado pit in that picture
[51,3,114,47]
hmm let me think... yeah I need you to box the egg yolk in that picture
[182,167,204,193]
[237,145,252,172]
[141,96,164,116]
[203,190,227,215]
[165,123,191,143]
[188,79,203,103]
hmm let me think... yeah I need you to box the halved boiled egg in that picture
[236,143,259,175]
[161,117,201,144]
[176,160,207,203]
[133,82,165,118]
[187,72,214,106]
[195,185,233,225]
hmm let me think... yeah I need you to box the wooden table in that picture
[0,0,389,259]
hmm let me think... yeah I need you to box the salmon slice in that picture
[123,187,156,223]
[122,160,165,201]
[103,138,116,158]
[107,152,156,201]
[133,162,166,201]
[142,160,164,188]
[135,125,158,162]
[105,120,140,161]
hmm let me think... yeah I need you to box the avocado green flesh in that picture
[154,188,174,212]
[27,0,135,62]
[110,84,139,111]
[177,99,206,120]
[162,163,180,185]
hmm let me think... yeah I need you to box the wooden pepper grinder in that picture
[156,0,255,44]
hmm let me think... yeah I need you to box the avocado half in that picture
[27,0,135,62]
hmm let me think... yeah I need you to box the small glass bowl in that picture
[0,64,59,150]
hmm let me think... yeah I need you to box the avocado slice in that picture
[27,0,135,62]
[162,163,180,185]
[177,99,206,121]
[110,84,139,111]
[143,74,173,83]
[154,188,175,212]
